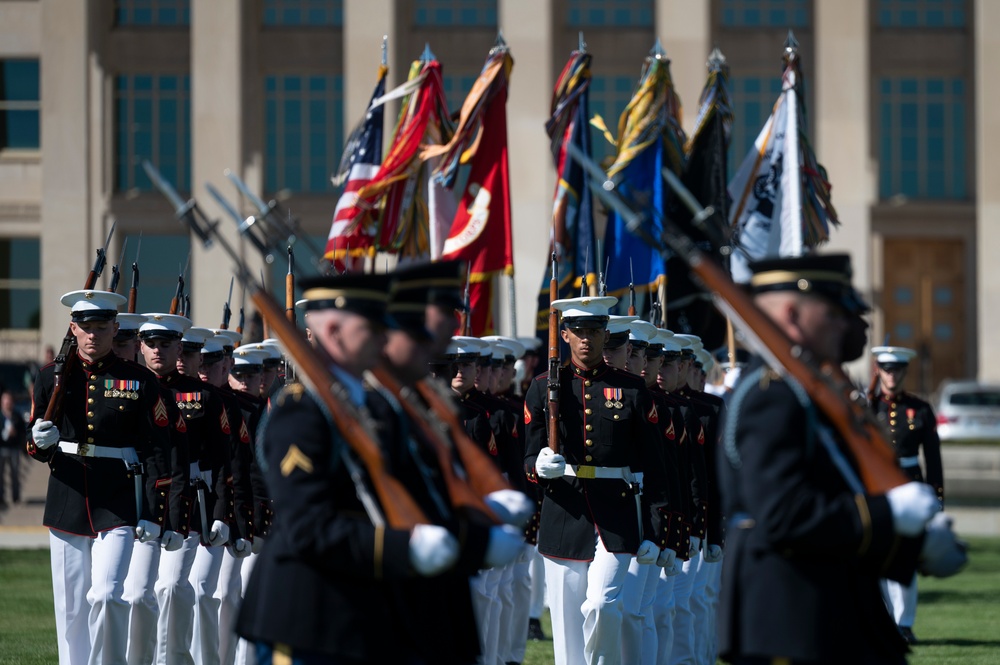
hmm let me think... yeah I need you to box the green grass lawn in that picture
[3,539,998,664]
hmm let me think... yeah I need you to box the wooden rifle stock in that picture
[128,288,137,314]
[411,376,512,498]
[286,247,296,324]
[547,252,560,452]
[371,366,504,522]
[251,290,428,529]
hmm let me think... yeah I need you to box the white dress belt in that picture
[58,441,138,464]
[898,455,921,468]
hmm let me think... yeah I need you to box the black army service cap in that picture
[298,273,396,327]
[748,253,856,310]
[388,260,466,338]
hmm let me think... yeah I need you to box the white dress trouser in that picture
[155,534,199,665]
[652,568,676,665]
[470,565,504,664]
[189,545,225,665]
[621,559,657,663]
[507,544,534,663]
[494,560,517,665]
[882,574,918,627]
[216,549,244,665]
[528,545,546,620]
[544,531,632,665]
[668,550,702,665]
[698,560,722,665]
[125,538,162,665]
[233,550,258,665]
[50,527,135,665]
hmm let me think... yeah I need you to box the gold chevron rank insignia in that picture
[280,444,314,477]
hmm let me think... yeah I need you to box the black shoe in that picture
[527,617,545,641]
[900,626,918,645]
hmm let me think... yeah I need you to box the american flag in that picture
[325,66,387,262]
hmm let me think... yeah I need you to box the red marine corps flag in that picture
[425,37,514,336]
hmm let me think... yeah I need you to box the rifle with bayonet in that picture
[109,239,127,294]
[142,160,218,250]
[547,247,560,452]
[151,169,430,529]
[224,169,326,264]
[236,286,246,346]
[628,259,636,316]
[205,182,275,265]
[286,246,296,324]
[565,141,909,495]
[220,277,234,330]
[460,266,472,336]
[170,253,190,316]
[44,221,117,423]
[128,233,142,313]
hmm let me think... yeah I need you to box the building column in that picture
[976,0,1000,380]
[656,0,711,137]
[344,0,396,133]
[190,0,247,331]
[39,0,93,349]
[814,0,874,373]
[499,0,554,336]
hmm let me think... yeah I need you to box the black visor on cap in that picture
[200,350,224,364]
[562,315,609,329]
[71,309,118,323]
[604,331,630,350]
[115,328,139,341]
[139,329,183,341]
[878,361,909,371]
[181,341,204,352]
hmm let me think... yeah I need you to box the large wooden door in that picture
[882,238,966,395]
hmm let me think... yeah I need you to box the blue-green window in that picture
[728,75,783,178]
[115,74,191,193]
[263,0,343,26]
[115,0,190,26]
[442,74,478,116]
[567,0,653,27]
[0,60,40,150]
[720,0,809,27]
[120,234,190,315]
[264,75,343,194]
[879,77,967,200]
[0,238,41,329]
[414,0,497,26]
[877,0,965,27]
[589,75,635,163]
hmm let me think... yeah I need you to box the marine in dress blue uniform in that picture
[870,345,945,645]
[523,296,669,665]
[28,290,174,665]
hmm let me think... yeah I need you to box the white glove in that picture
[484,489,535,528]
[887,481,939,536]
[656,547,677,570]
[135,520,161,543]
[251,535,266,555]
[703,544,723,563]
[535,447,566,479]
[161,530,184,551]
[689,536,702,559]
[635,540,659,564]
[228,538,252,558]
[207,520,230,547]
[409,524,460,576]
[31,420,60,450]
[484,525,525,569]
[919,512,967,578]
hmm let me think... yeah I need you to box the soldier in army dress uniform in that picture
[717,254,965,665]
[28,290,175,665]
[870,345,945,646]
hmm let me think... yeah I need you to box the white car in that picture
[935,380,1000,444]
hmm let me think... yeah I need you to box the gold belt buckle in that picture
[575,465,596,479]
[76,443,91,457]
